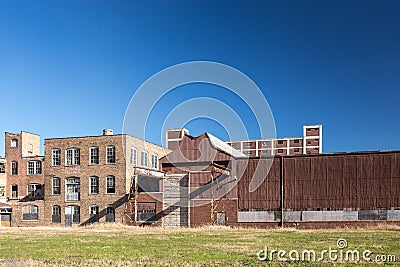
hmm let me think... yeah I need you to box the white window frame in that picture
[89,176,99,194]
[151,154,158,169]
[27,160,41,175]
[27,183,42,197]
[65,148,80,166]
[11,161,18,175]
[106,145,116,164]
[90,146,99,165]
[89,205,99,215]
[22,205,38,221]
[65,177,80,201]
[11,139,18,147]
[106,175,116,194]
[131,147,137,165]
[52,177,61,195]
[141,151,148,167]
[52,148,61,166]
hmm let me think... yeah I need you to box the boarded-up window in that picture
[138,175,161,193]
[136,202,156,222]
[106,206,115,222]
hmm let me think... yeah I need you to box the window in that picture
[261,150,268,155]
[11,161,18,175]
[294,139,300,144]
[11,139,18,147]
[106,145,116,164]
[90,147,99,165]
[11,185,18,198]
[131,147,137,165]
[136,203,156,223]
[28,161,41,175]
[106,206,115,222]
[307,141,311,145]
[294,148,300,153]
[65,205,80,224]
[314,147,319,151]
[0,162,4,173]
[52,177,61,195]
[307,128,311,131]
[27,184,42,198]
[89,205,99,223]
[246,151,252,155]
[90,176,99,194]
[151,154,158,169]
[277,149,283,153]
[246,142,252,147]
[141,151,148,167]
[106,176,115,194]
[22,205,38,221]
[52,205,61,223]
[262,141,268,146]
[52,149,61,166]
[66,148,80,165]
[277,140,283,145]
[65,177,80,201]
[230,143,236,148]
[0,185,5,197]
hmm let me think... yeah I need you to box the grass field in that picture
[0,224,399,266]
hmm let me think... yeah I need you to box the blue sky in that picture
[1,0,400,156]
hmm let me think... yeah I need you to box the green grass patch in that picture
[0,225,399,266]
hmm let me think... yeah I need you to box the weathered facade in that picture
[224,124,322,156]
[1,126,400,228]
[161,129,400,227]
[3,132,44,227]
[43,130,168,226]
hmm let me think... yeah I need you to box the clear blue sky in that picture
[1,0,400,156]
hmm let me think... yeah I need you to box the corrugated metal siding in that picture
[238,152,400,210]
[237,159,280,210]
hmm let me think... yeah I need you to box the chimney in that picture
[103,129,113,136]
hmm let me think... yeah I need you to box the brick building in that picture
[225,124,322,156]
[3,131,45,226]
[43,129,168,226]
[0,157,5,203]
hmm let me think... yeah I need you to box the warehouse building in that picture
[160,128,400,227]
[224,124,322,156]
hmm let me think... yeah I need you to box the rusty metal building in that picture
[159,129,400,227]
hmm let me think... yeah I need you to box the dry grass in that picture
[0,224,399,266]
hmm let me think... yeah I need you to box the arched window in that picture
[151,154,158,169]
[11,161,18,175]
[22,205,38,221]
[89,176,99,194]
[106,145,116,164]
[52,205,61,223]
[106,175,115,194]
[65,177,80,201]
[89,205,99,223]
[106,205,115,222]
